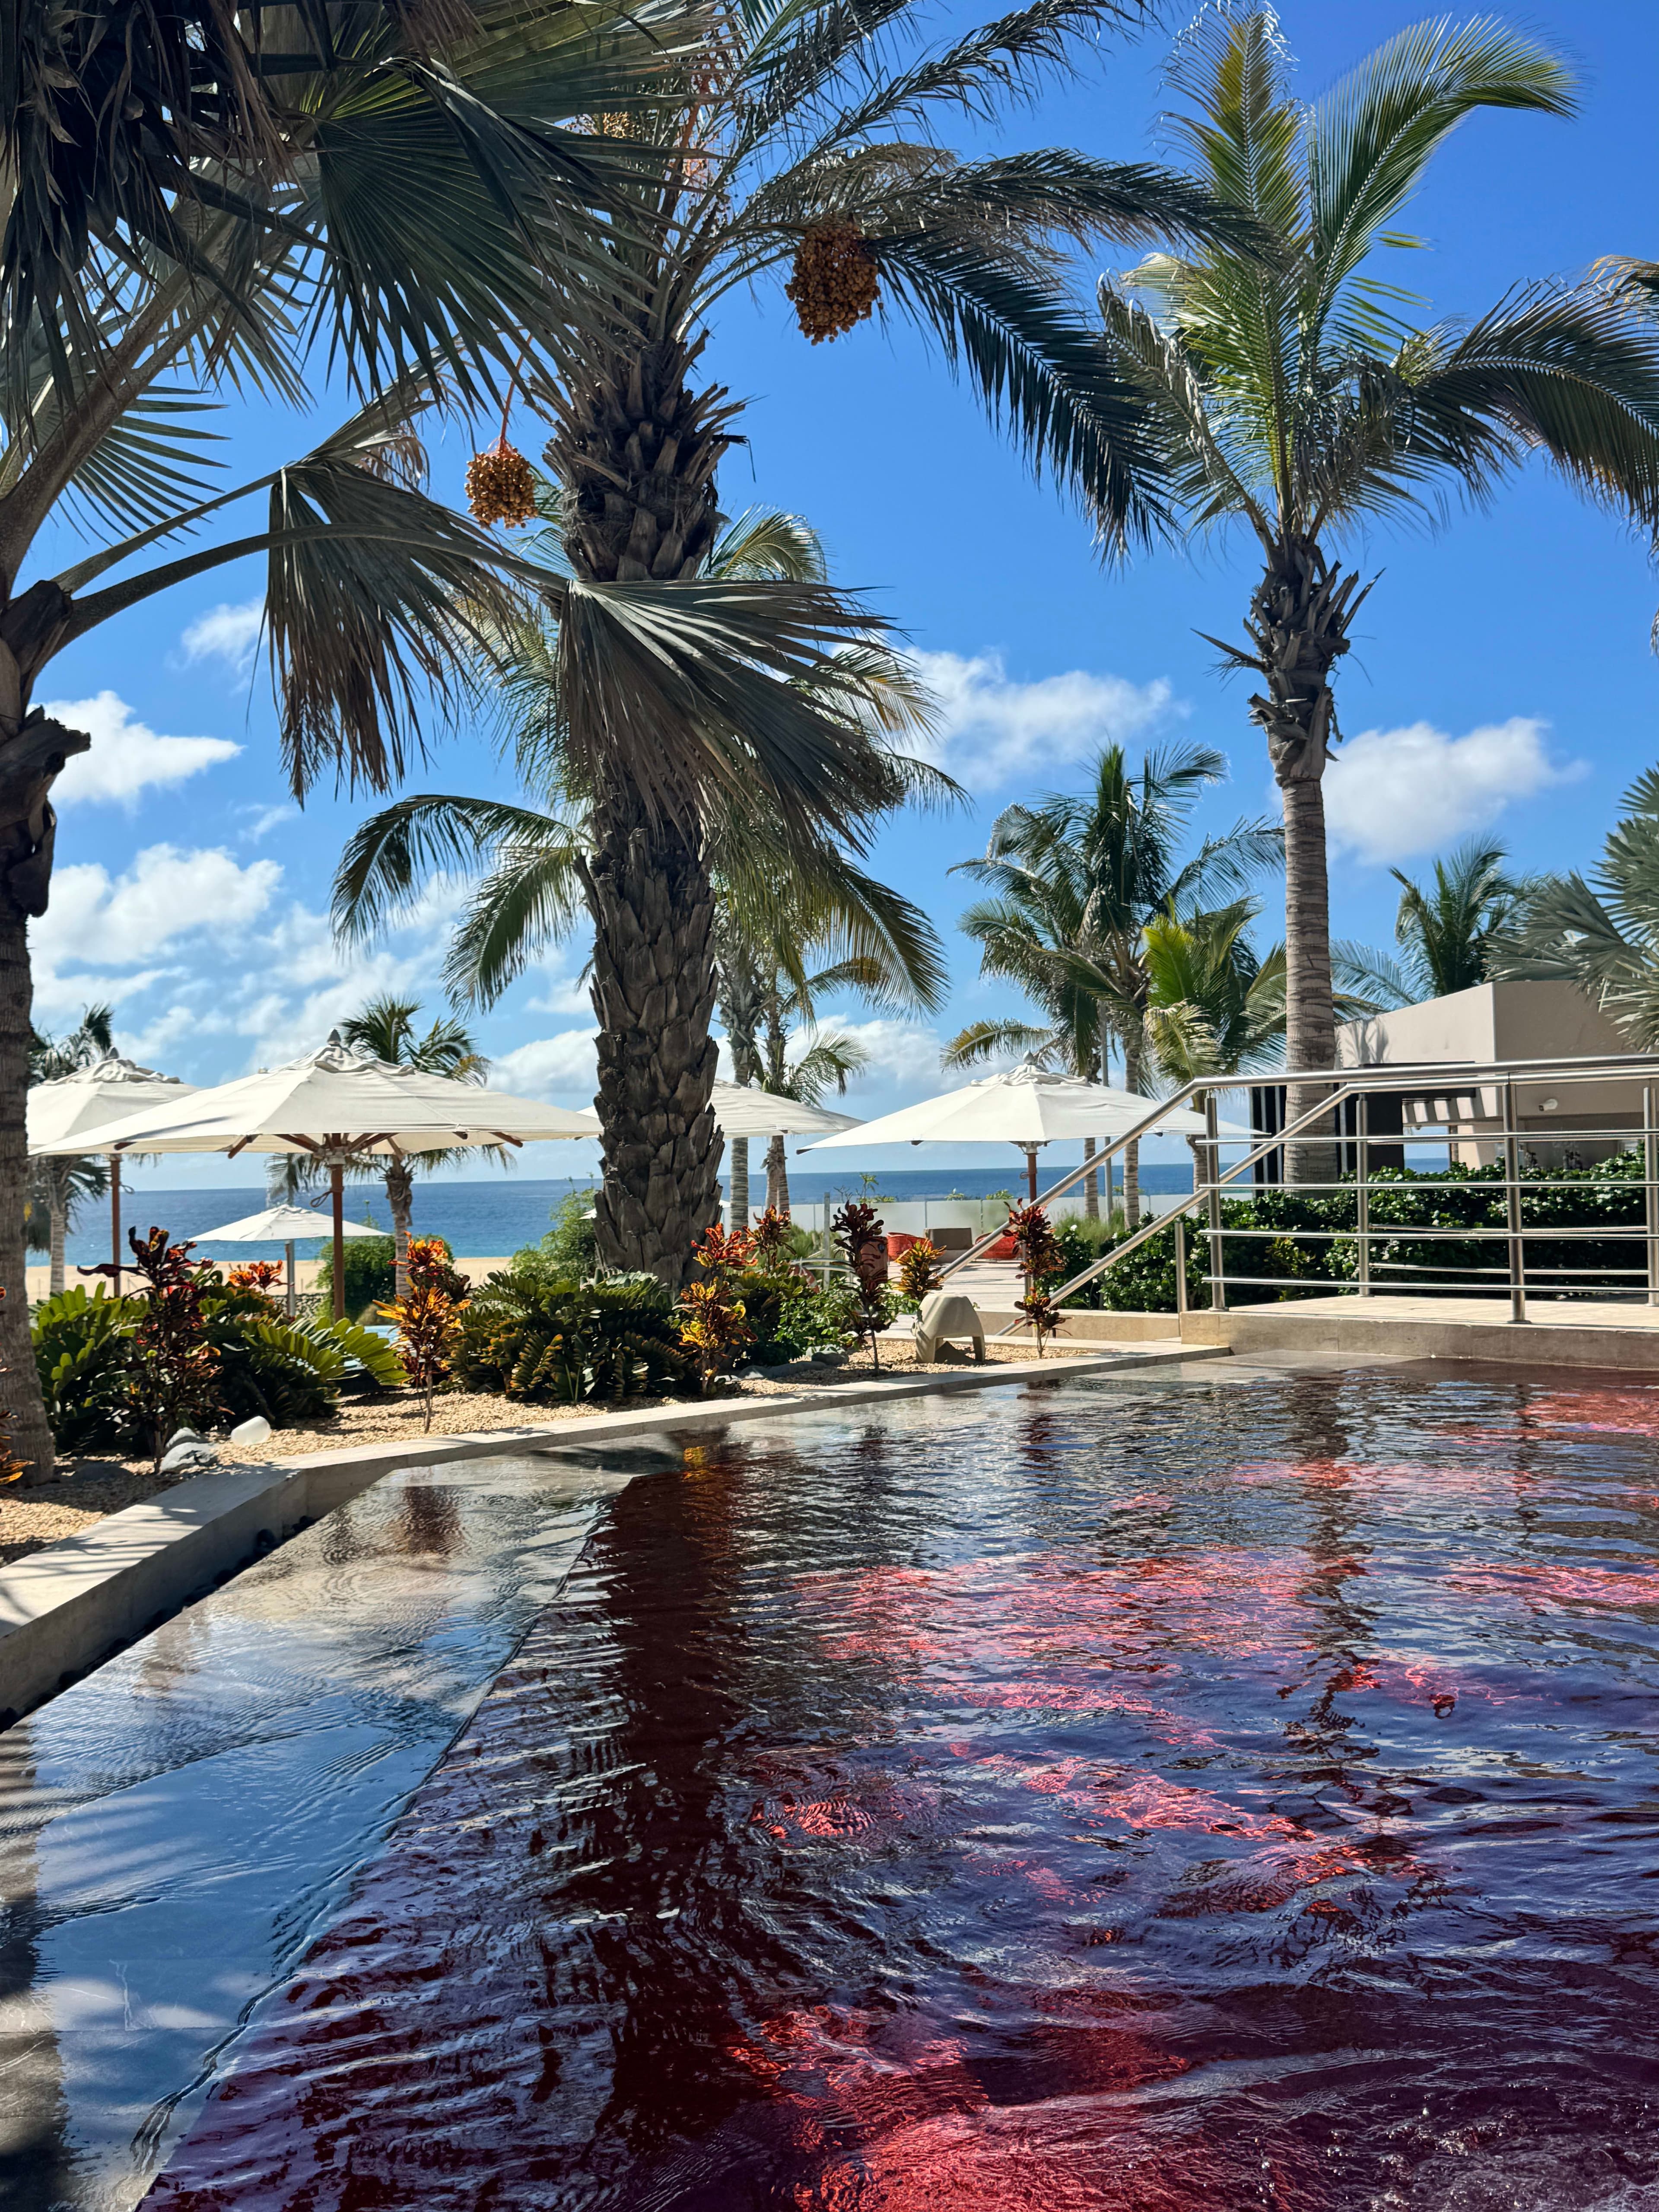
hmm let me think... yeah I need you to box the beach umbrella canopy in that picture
[193,1203,385,1243]
[710,1081,860,1139]
[28,1054,197,1286]
[194,1201,386,1318]
[801,1064,1250,1196]
[41,1034,598,1316]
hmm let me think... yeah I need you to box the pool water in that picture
[11,1367,1659,2208]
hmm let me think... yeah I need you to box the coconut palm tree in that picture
[945,739,1280,1219]
[1096,10,1659,1179]
[0,0,740,1478]
[1491,766,1659,1046]
[334,503,952,1280]
[465,0,1265,1282]
[1336,840,1523,1009]
[338,997,486,1298]
[27,1003,114,1296]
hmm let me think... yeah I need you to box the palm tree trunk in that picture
[1242,536,1366,1189]
[1122,1029,1144,1226]
[550,332,731,1289]
[587,779,721,1289]
[1082,1135,1099,1220]
[728,1135,750,1229]
[385,1159,415,1300]
[763,1133,790,1217]
[47,1163,67,1298]
[0,905,52,1481]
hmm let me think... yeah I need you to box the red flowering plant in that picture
[88,1227,221,1472]
[376,1235,467,1429]
[1007,1202,1065,1357]
[831,1199,894,1370]
[676,1222,756,1382]
[226,1260,284,1299]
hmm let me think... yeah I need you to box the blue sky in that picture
[33,0,1659,1186]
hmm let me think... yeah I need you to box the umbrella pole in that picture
[286,1240,296,1318]
[1025,1147,1038,1202]
[331,1164,345,1320]
[109,1156,121,1293]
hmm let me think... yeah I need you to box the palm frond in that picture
[331,791,575,942]
[941,1017,1060,1070]
[710,506,828,580]
[1330,938,1414,1011]
[445,838,591,1005]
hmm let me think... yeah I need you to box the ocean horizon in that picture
[61,1162,1200,1265]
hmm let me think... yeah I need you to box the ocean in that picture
[65,1162,1198,1264]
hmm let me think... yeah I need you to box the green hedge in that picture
[1052,1148,1651,1313]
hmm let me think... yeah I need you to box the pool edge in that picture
[0,1344,1229,1728]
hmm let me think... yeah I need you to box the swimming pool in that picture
[7,1365,1659,2208]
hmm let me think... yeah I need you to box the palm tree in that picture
[1141,903,1285,1083]
[1491,766,1659,1045]
[27,1004,113,1297]
[0,0,723,1476]
[945,741,1280,1219]
[338,998,486,1299]
[1336,840,1523,1009]
[334,505,951,1282]
[1096,10,1659,1179]
[468,0,1263,1282]
[756,1026,870,1220]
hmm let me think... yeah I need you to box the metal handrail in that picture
[971,1050,1659,1336]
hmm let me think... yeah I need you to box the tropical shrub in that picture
[519,1189,598,1278]
[379,1246,469,1431]
[894,1239,944,1313]
[455,1271,693,1405]
[832,1201,896,1368]
[227,1261,284,1297]
[1007,1205,1065,1354]
[340,1233,396,1317]
[35,1279,405,1456]
[86,1229,221,1472]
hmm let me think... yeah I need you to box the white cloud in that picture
[239,803,294,842]
[493,1031,598,1101]
[44,692,240,809]
[38,845,280,969]
[1322,717,1586,865]
[180,597,264,675]
[912,651,1179,788]
[826,1019,955,1094]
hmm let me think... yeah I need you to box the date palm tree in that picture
[1096,10,1659,1179]
[338,996,486,1299]
[1336,839,1523,1009]
[1492,766,1659,1046]
[0,0,733,1478]
[484,0,1264,1282]
[334,504,950,1278]
[945,739,1279,1219]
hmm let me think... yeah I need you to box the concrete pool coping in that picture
[0,1341,1228,1728]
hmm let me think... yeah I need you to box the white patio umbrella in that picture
[802,1063,1250,1198]
[710,1081,860,1138]
[38,1033,599,1317]
[193,1201,384,1317]
[28,1055,197,1292]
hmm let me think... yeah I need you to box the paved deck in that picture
[1179,1291,1659,1372]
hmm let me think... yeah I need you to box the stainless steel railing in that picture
[961,1052,1659,1336]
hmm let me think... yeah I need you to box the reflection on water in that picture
[0,1455,630,2211]
[139,1370,1659,2209]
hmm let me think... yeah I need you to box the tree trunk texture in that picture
[1082,1135,1099,1220]
[551,332,734,1288]
[0,906,51,1481]
[587,782,721,1290]
[727,1135,749,1229]
[384,1160,415,1301]
[1122,1030,1144,1226]
[47,1163,67,1298]
[1236,536,1368,1188]
[763,1133,790,1218]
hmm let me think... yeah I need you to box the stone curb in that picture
[0,1341,1227,1728]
